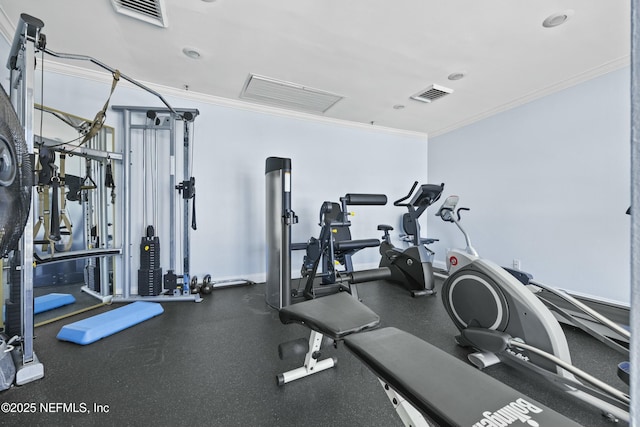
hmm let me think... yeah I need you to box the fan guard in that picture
[0,84,32,257]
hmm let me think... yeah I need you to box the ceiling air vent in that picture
[111,0,168,28]
[240,74,343,114]
[410,84,453,103]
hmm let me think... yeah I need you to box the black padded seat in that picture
[334,238,380,252]
[279,292,380,339]
[344,327,582,427]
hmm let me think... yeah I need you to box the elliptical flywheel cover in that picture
[442,266,510,332]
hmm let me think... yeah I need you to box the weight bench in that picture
[277,292,581,427]
[277,292,380,384]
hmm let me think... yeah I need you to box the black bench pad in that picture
[279,292,380,340]
[344,327,581,427]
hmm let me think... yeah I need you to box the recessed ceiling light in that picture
[182,48,201,59]
[448,72,465,81]
[542,10,574,28]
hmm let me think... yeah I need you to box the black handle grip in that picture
[456,207,470,221]
[49,179,61,242]
[347,267,391,284]
[343,193,387,206]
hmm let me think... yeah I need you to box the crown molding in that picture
[429,55,630,138]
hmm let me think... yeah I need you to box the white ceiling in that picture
[0,1,631,136]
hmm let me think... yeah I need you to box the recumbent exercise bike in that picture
[378,182,444,297]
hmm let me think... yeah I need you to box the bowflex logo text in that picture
[472,398,543,427]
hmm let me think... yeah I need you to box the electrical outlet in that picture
[512,259,521,270]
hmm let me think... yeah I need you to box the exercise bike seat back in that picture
[400,214,438,246]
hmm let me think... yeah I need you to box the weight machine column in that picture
[181,118,191,295]
[169,115,176,273]
[7,13,45,385]
[265,157,295,309]
[121,109,132,299]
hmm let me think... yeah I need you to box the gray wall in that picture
[428,67,631,305]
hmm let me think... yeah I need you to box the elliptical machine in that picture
[435,195,630,422]
[378,182,444,297]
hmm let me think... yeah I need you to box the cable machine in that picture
[112,106,200,302]
[32,105,121,304]
[2,13,201,386]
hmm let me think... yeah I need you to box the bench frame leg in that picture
[278,330,337,385]
[378,379,433,427]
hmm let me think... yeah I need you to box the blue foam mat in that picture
[617,361,630,385]
[34,293,76,314]
[56,301,164,345]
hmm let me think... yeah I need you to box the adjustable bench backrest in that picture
[344,327,582,427]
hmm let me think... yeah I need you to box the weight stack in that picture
[138,226,162,296]
[85,258,101,292]
[86,234,101,292]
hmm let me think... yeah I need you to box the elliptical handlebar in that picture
[435,195,478,256]
[456,207,470,221]
[437,205,469,223]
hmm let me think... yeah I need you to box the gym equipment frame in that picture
[5,13,43,386]
[32,104,122,304]
[112,106,200,302]
[3,13,203,386]
[435,195,630,422]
